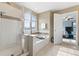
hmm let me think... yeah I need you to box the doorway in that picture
[63,14,76,45]
[54,11,77,46]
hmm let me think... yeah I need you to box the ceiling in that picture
[16,2,79,13]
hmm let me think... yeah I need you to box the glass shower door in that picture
[0,18,22,56]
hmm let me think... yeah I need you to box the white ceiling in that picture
[16,2,79,13]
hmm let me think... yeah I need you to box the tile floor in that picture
[36,39,79,56]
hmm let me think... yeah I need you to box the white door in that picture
[54,14,63,44]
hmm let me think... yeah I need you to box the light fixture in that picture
[64,16,74,21]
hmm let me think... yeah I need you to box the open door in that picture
[54,14,63,44]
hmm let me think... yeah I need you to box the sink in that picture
[36,37,45,39]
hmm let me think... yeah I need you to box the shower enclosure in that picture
[0,13,23,56]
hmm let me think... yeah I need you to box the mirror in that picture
[41,23,47,30]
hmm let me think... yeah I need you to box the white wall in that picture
[38,11,53,42]
[38,12,50,33]
[0,3,22,19]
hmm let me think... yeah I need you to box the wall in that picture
[0,3,23,19]
[76,11,79,46]
[38,11,53,42]
[38,11,50,33]
[50,12,54,41]
[55,5,79,14]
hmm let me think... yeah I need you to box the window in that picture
[24,13,31,34]
[24,12,37,34]
[31,15,37,33]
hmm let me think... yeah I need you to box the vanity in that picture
[24,33,49,56]
[33,34,49,55]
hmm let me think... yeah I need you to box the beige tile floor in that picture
[36,39,79,56]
